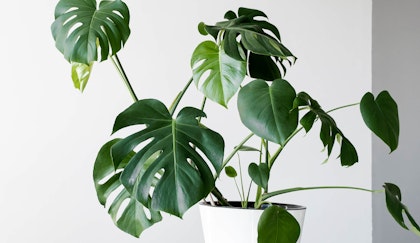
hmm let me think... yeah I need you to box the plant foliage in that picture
[51,0,130,64]
[110,99,224,217]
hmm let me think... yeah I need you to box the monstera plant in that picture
[52,0,420,242]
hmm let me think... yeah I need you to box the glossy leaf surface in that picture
[238,79,298,145]
[258,205,300,243]
[93,139,162,237]
[51,0,130,64]
[360,91,399,152]
[191,41,246,107]
[111,99,224,217]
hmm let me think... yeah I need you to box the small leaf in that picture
[198,22,208,36]
[236,145,261,152]
[225,166,237,178]
[360,91,399,152]
[248,163,269,191]
[258,205,300,243]
[71,62,93,92]
[383,183,420,235]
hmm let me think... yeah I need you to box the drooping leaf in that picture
[238,79,298,145]
[383,183,420,236]
[51,0,130,64]
[203,7,294,63]
[71,62,93,92]
[248,163,269,191]
[93,139,162,237]
[111,99,224,217]
[191,41,246,107]
[296,92,358,166]
[360,91,399,152]
[225,166,238,178]
[258,205,300,243]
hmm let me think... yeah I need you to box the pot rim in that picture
[199,201,306,211]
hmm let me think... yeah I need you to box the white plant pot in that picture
[199,202,306,243]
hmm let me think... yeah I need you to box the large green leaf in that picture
[93,139,162,237]
[258,205,300,243]
[111,99,224,217]
[51,0,130,64]
[384,183,420,236]
[295,92,358,166]
[202,8,295,64]
[238,79,298,145]
[191,40,246,107]
[360,91,399,152]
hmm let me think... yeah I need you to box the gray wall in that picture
[373,0,420,242]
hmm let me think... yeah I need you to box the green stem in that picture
[326,102,359,113]
[211,187,230,206]
[268,126,304,169]
[262,186,382,201]
[111,54,138,102]
[169,77,194,116]
[221,133,254,169]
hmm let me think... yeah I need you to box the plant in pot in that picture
[51,0,420,242]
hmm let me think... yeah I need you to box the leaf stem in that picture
[221,133,254,169]
[326,102,359,113]
[111,54,138,102]
[268,126,304,169]
[169,77,194,115]
[262,186,382,201]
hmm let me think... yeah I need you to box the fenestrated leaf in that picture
[71,62,93,92]
[258,205,300,243]
[111,99,224,217]
[191,41,246,107]
[93,139,162,237]
[384,183,420,236]
[202,7,295,70]
[360,91,399,152]
[296,92,359,166]
[248,163,269,191]
[238,79,298,145]
[51,0,130,64]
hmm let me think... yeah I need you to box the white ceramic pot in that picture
[199,202,306,243]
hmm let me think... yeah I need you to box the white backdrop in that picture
[0,1,372,242]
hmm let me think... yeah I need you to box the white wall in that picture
[0,1,373,242]
[372,0,420,242]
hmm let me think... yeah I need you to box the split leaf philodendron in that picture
[52,0,420,242]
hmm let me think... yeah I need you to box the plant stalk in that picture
[169,77,194,115]
[326,102,359,113]
[262,186,381,201]
[221,133,254,169]
[111,54,138,102]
